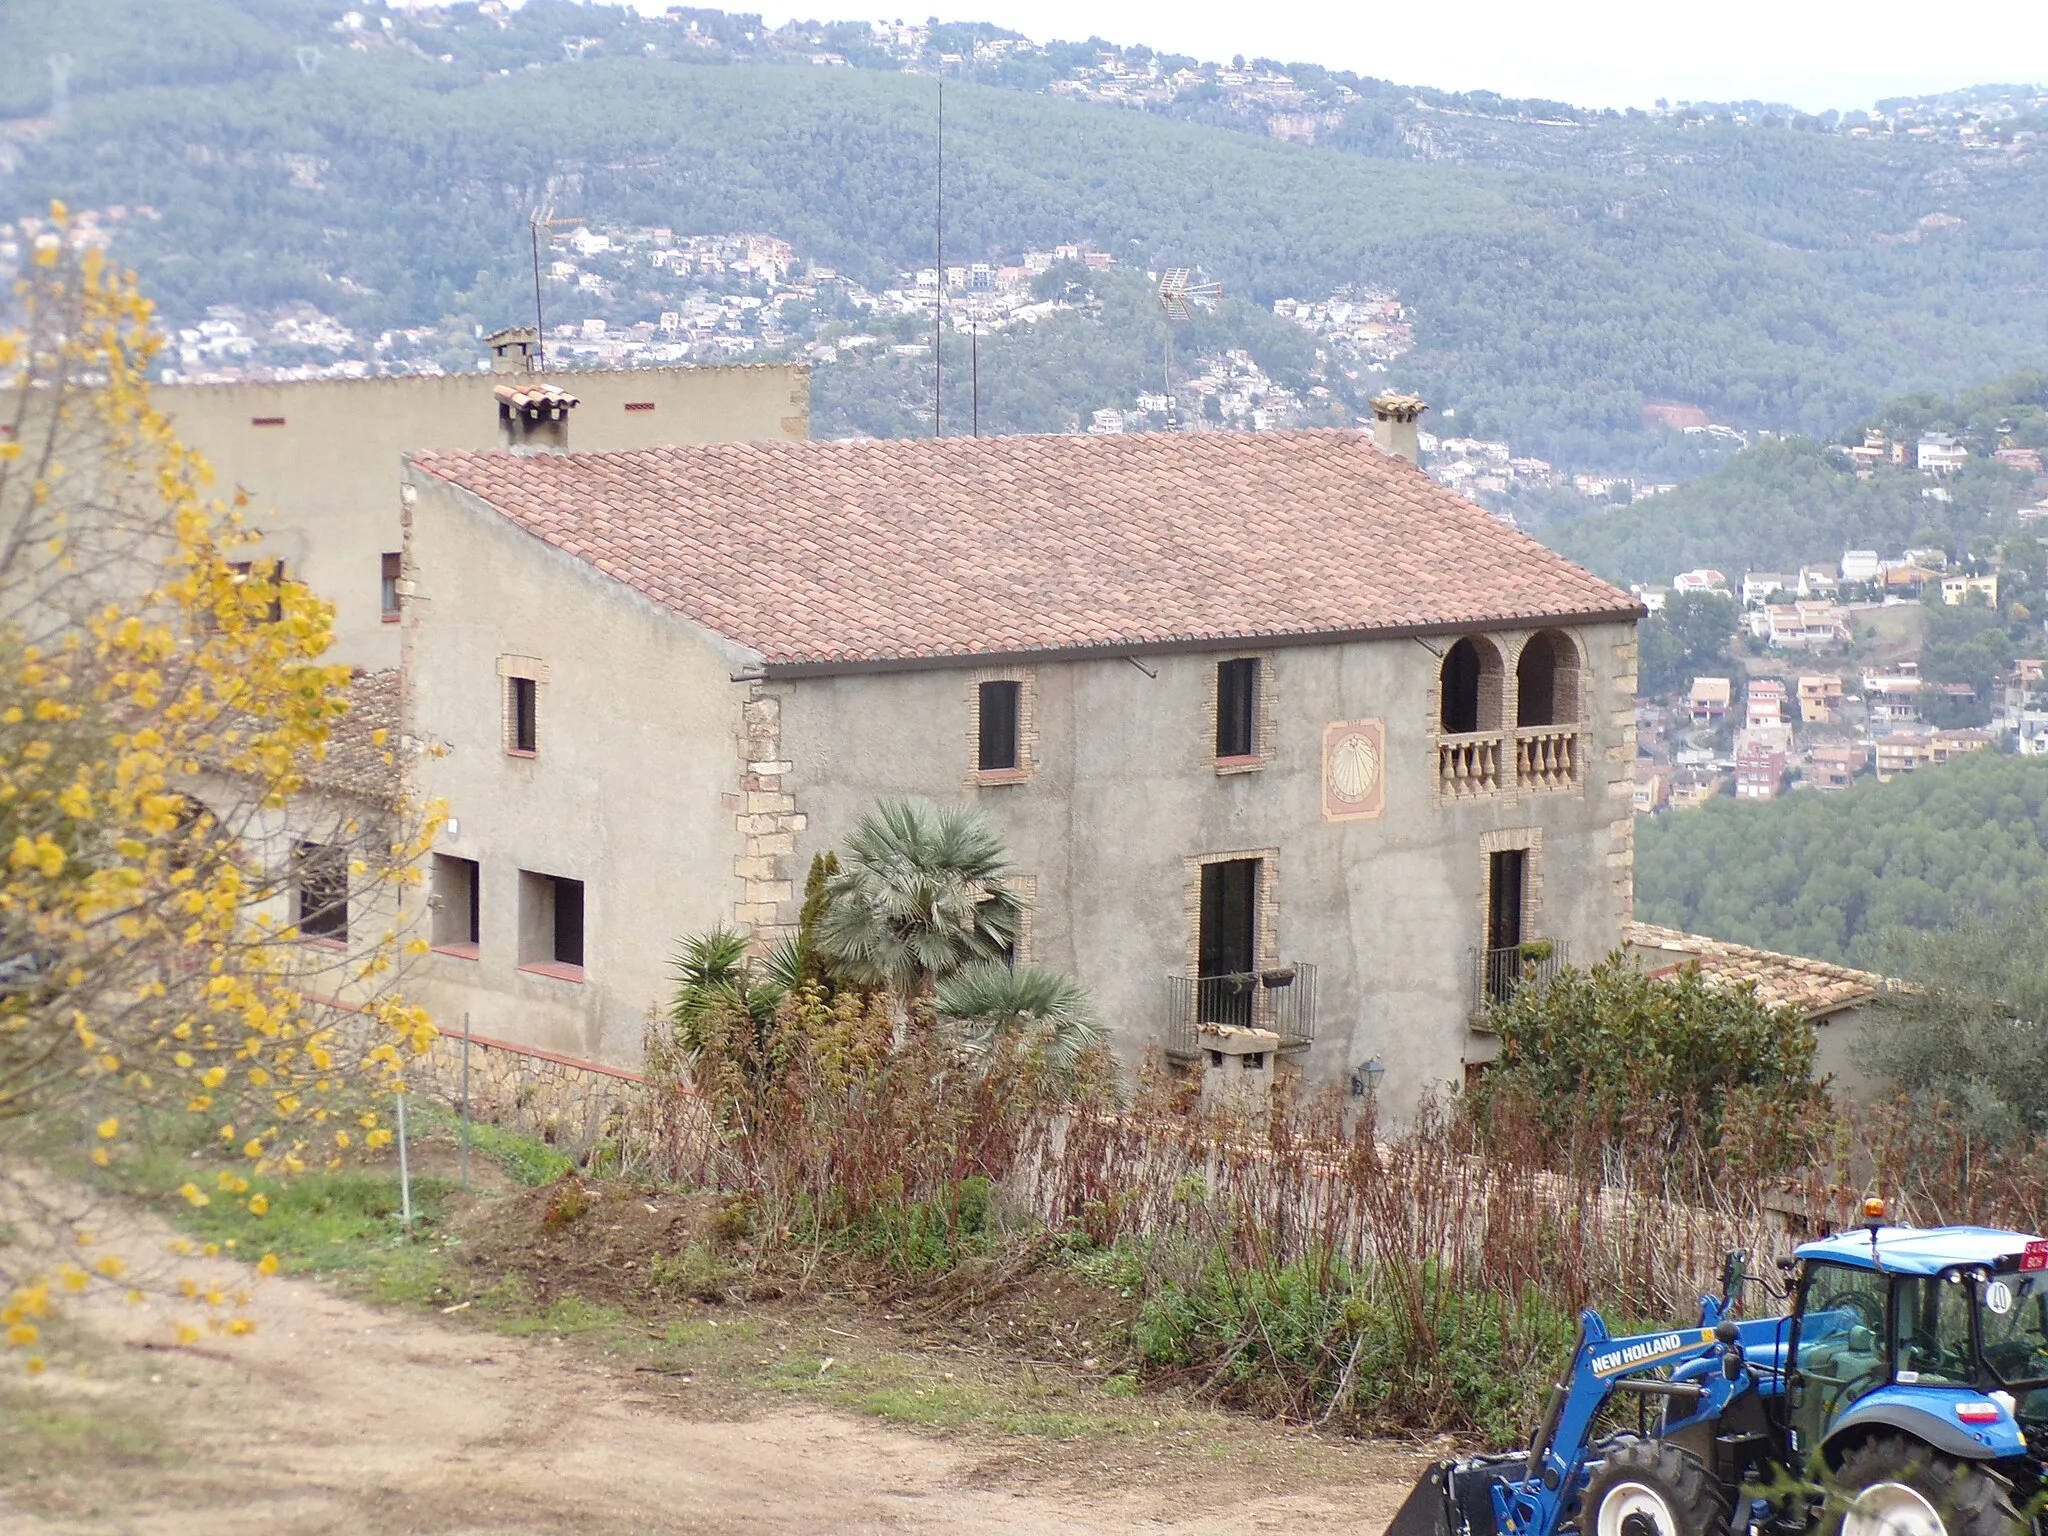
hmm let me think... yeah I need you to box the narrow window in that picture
[1483,848,1527,1005]
[1441,638,1482,733]
[519,870,585,974]
[1216,658,1259,758]
[508,676,538,755]
[295,842,348,943]
[380,552,402,621]
[978,679,1020,772]
[430,854,480,954]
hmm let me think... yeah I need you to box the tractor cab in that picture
[1784,1222,2048,1472]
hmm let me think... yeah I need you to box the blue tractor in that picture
[1388,1207,2048,1536]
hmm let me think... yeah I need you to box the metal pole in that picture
[934,74,943,440]
[531,213,547,372]
[459,1012,472,1191]
[396,1091,414,1234]
[972,321,979,438]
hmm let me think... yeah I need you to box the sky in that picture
[614,0,2048,113]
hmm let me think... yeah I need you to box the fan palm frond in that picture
[937,961,1103,1076]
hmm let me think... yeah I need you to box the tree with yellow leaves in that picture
[0,211,439,1370]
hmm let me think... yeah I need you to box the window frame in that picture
[1215,657,1260,761]
[294,841,349,947]
[967,669,1034,785]
[380,552,402,623]
[977,679,1022,772]
[508,675,538,757]
[517,869,586,981]
[430,853,481,958]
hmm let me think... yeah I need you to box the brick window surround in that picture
[1204,653,1276,774]
[1181,847,1280,977]
[965,668,1037,786]
[1477,827,1543,943]
[498,655,547,758]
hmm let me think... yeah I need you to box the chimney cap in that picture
[493,381,580,413]
[484,324,539,347]
[1369,392,1428,424]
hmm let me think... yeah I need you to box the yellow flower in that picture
[95,1117,118,1139]
[6,1323,38,1347]
[246,1192,269,1216]
[94,1255,126,1279]
[176,1182,210,1207]
[24,1356,45,1376]
[256,1253,279,1277]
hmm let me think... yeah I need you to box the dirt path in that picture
[3,1193,1428,1535]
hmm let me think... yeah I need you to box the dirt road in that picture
[3,1195,1426,1535]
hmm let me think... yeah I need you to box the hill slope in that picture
[1633,754,2048,968]
[5,0,2047,466]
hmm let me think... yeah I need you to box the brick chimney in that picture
[494,381,580,454]
[484,324,541,375]
[1369,392,1428,464]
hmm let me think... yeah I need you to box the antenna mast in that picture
[1156,268,1222,427]
[934,74,944,439]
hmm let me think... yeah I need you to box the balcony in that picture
[1165,963,1318,1062]
[1437,726,1584,800]
[1471,940,1570,1018]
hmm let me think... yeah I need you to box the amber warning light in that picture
[1862,1197,1887,1223]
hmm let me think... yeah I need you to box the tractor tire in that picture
[1583,1437,1728,1536]
[1832,1435,2024,1536]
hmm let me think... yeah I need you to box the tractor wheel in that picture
[1583,1438,1727,1536]
[1833,1435,2024,1536]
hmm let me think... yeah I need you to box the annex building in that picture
[395,427,1643,1115]
[159,332,808,668]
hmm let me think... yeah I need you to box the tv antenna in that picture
[528,207,584,373]
[1156,268,1221,421]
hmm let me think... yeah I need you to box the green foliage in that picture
[454,1118,576,1188]
[1868,906,2048,1145]
[842,1177,996,1273]
[1635,754,2048,967]
[817,799,1024,998]
[1472,955,1822,1154]
[1637,591,1740,697]
[1919,598,2016,727]
[1131,1246,1582,1445]
[934,961,1104,1076]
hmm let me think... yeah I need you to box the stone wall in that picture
[404,1025,654,1158]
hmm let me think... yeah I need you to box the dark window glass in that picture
[1197,858,1259,1027]
[978,680,1020,771]
[1487,849,1526,954]
[1517,633,1557,727]
[552,876,585,967]
[1216,658,1259,757]
[380,553,402,618]
[296,842,348,942]
[510,676,538,754]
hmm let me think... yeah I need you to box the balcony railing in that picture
[1165,963,1318,1062]
[1472,940,1570,1016]
[1438,726,1584,799]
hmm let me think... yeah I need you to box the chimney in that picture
[484,324,541,375]
[494,381,580,454]
[1369,392,1428,464]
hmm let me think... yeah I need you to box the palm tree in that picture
[816,799,1024,1003]
[936,961,1103,1077]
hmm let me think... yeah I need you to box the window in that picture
[1486,850,1526,954]
[294,842,348,944]
[1516,631,1581,728]
[508,676,538,756]
[430,855,480,955]
[977,680,1020,772]
[518,870,585,977]
[229,559,286,624]
[1893,1275,1975,1385]
[1216,658,1259,759]
[1196,858,1259,1026]
[1440,638,1483,733]
[380,553,402,622]
[1789,1262,1890,1455]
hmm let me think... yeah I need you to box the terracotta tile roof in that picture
[201,670,403,805]
[1626,922,1900,1018]
[411,431,1638,671]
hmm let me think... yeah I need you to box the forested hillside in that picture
[1550,371,2048,583]
[1633,754,2048,968]
[5,0,2047,466]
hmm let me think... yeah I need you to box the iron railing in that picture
[1472,940,1570,1017]
[1165,963,1318,1061]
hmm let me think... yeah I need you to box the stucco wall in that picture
[161,365,808,670]
[777,624,1638,1115]
[400,472,756,1064]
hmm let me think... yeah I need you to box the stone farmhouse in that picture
[158,330,809,668]
[396,424,1643,1116]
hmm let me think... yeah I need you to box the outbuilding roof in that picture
[410,431,1638,673]
[1625,922,1896,1019]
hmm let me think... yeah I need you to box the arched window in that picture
[1440,637,1509,734]
[1516,630,1581,728]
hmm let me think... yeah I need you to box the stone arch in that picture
[1439,635,1507,734]
[1515,629,1583,728]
